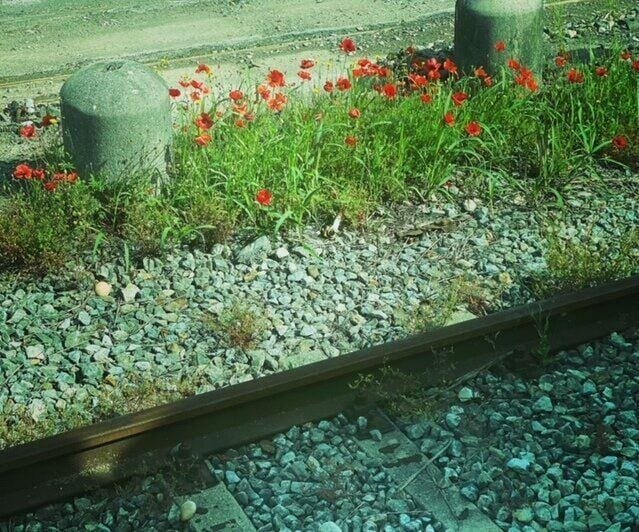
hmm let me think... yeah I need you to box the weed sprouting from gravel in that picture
[201,299,267,350]
[402,276,493,333]
[350,366,439,422]
[529,226,639,298]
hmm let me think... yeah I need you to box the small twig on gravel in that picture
[397,438,452,493]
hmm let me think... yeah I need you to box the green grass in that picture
[1,43,638,273]
[528,226,639,299]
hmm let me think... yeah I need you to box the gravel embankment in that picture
[8,331,637,531]
[1,180,638,447]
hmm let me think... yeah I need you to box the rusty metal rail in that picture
[1,275,638,518]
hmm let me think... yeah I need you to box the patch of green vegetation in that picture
[1,44,638,274]
[402,276,492,333]
[0,371,210,450]
[349,366,438,421]
[529,226,639,299]
[201,299,267,350]
[0,172,236,272]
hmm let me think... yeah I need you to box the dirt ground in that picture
[0,0,453,103]
[1,0,635,108]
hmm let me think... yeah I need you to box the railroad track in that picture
[1,275,638,519]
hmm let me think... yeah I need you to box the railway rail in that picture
[1,275,638,519]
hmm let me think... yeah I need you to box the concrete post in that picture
[60,60,172,180]
[454,0,545,76]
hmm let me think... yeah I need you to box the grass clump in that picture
[349,366,438,421]
[0,180,100,272]
[201,300,267,350]
[403,276,492,333]
[529,227,639,298]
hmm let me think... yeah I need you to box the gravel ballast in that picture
[1,179,638,447]
[7,331,638,531]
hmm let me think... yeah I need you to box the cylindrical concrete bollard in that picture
[454,0,544,76]
[60,60,172,180]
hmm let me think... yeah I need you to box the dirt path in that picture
[0,0,453,79]
[0,0,634,108]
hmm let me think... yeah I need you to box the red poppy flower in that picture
[382,83,398,100]
[633,60,639,72]
[340,37,357,54]
[451,92,469,106]
[427,69,441,81]
[64,172,79,183]
[426,58,441,71]
[345,135,358,148]
[52,171,78,184]
[336,77,352,91]
[229,89,244,101]
[474,67,488,79]
[236,119,247,128]
[194,134,212,146]
[191,79,204,90]
[267,93,288,112]
[444,112,456,127]
[613,134,629,150]
[494,41,506,53]
[233,103,248,116]
[515,68,539,92]
[32,169,46,181]
[190,91,202,102]
[525,78,539,92]
[256,188,273,206]
[555,56,568,68]
[13,163,33,180]
[420,94,433,104]
[20,124,37,139]
[195,64,212,75]
[267,70,286,88]
[298,70,312,81]
[179,80,191,88]
[484,76,494,87]
[257,85,271,100]
[353,58,381,78]
[300,59,315,69]
[169,88,181,98]
[323,80,335,93]
[195,113,214,130]
[44,181,58,192]
[567,69,584,84]
[443,59,458,75]
[466,121,483,137]
[508,59,521,71]
[595,67,609,77]
[621,51,632,61]
[408,73,429,88]
[349,108,361,119]
[41,114,58,127]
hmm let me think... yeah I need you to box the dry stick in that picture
[397,438,453,492]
